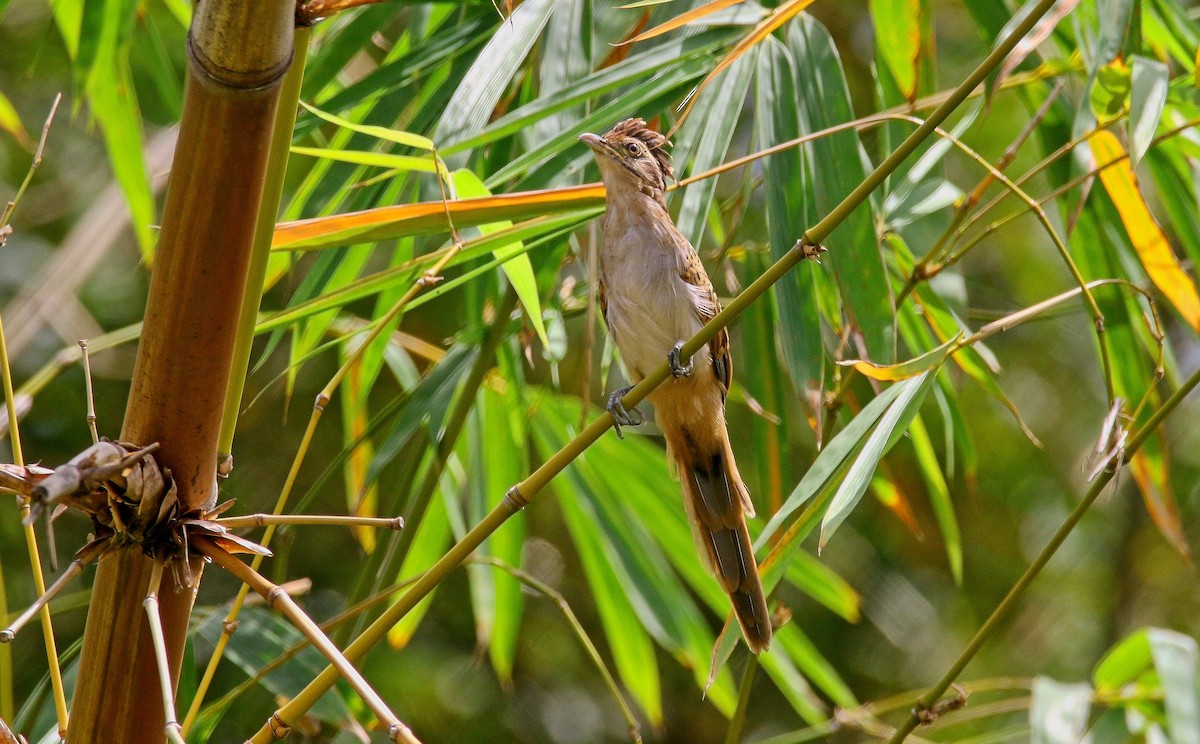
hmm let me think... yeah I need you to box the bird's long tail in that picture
[670,427,771,652]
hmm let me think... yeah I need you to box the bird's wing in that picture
[678,244,732,395]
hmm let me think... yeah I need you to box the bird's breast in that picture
[599,217,705,379]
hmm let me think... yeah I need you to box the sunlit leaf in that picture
[451,169,549,348]
[870,0,921,101]
[1091,130,1200,332]
[0,90,29,146]
[621,0,744,45]
[839,333,961,381]
[298,100,434,151]
[289,146,440,174]
[273,185,605,251]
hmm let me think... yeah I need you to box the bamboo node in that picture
[503,484,528,510]
[267,712,291,739]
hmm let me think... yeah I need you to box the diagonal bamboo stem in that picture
[885,363,1200,742]
[0,538,108,642]
[196,540,421,744]
[248,2,1064,738]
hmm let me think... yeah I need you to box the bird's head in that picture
[579,118,673,198]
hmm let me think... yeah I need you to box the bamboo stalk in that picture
[68,4,294,742]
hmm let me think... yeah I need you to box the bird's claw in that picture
[668,342,694,378]
[606,386,644,439]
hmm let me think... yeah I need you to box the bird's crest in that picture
[607,118,674,183]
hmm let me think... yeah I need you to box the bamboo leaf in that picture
[870,0,921,101]
[435,0,556,161]
[819,371,936,551]
[451,169,549,348]
[1127,55,1168,165]
[273,185,605,251]
[623,0,745,44]
[289,146,440,174]
[754,37,825,400]
[1030,677,1092,744]
[298,101,434,151]
[839,333,961,381]
[1091,130,1200,332]
[756,376,915,549]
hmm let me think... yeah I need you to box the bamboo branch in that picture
[247,1,1065,737]
[196,540,421,744]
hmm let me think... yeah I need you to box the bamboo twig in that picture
[216,513,404,530]
[0,539,108,642]
[143,561,188,744]
[475,556,643,743]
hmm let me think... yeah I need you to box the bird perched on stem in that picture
[580,118,771,652]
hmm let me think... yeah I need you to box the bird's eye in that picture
[625,141,641,156]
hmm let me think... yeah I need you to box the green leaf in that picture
[908,414,962,583]
[754,36,825,397]
[290,145,441,174]
[436,0,556,163]
[556,473,663,725]
[673,51,756,248]
[299,101,435,151]
[820,371,936,550]
[870,0,921,101]
[1030,677,1092,744]
[788,14,895,363]
[1128,55,1169,165]
[757,376,915,549]
[450,169,549,347]
[386,476,454,648]
[466,383,527,683]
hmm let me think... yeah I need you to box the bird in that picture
[579,118,772,653]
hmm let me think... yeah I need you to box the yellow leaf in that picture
[619,0,745,45]
[1091,130,1200,332]
[675,0,816,128]
[272,184,605,251]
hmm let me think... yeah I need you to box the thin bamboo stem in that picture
[142,561,188,744]
[249,3,1062,736]
[886,363,1200,742]
[723,656,758,744]
[217,26,312,463]
[476,556,642,744]
[0,539,107,641]
[197,541,421,744]
[216,514,404,530]
[71,3,294,740]
[0,94,70,741]
[80,340,99,443]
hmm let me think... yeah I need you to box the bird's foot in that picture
[606,386,644,439]
[668,342,694,378]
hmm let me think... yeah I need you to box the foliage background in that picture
[1,0,1199,742]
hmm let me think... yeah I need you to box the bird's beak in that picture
[578,132,604,152]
